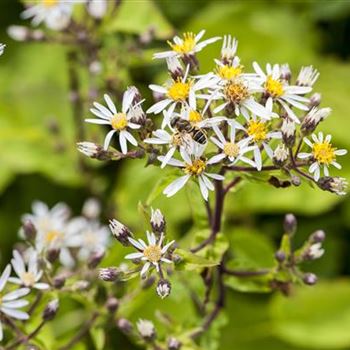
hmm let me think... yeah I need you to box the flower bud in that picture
[168,337,182,350]
[42,299,59,321]
[136,319,156,341]
[53,274,66,289]
[156,279,171,299]
[303,273,317,285]
[273,144,289,167]
[310,230,326,243]
[291,175,301,187]
[109,219,133,246]
[275,251,286,263]
[7,25,28,41]
[166,57,184,80]
[106,297,119,313]
[281,119,295,148]
[150,208,166,235]
[22,220,37,240]
[280,63,291,82]
[318,176,348,196]
[284,214,297,235]
[99,267,121,282]
[47,248,60,263]
[82,198,101,219]
[117,318,133,334]
[88,250,105,269]
[87,0,107,19]
[309,93,321,108]
[77,142,105,159]
[301,107,331,135]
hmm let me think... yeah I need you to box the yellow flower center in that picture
[216,65,242,80]
[42,0,58,7]
[312,141,336,165]
[223,142,240,157]
[184,159,206,176]
[224,82,249,104]
[167,80,191,101]
[111,113,128,130]
[21,272,36,287]
[143,245,162,263]
[44,230,62,244]
[188,110,202,123]
[247,120,268,142]
[265,75,284,98]
[168,32,196,54]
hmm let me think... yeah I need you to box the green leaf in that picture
[270,280,350,349]
[224,274,272,293]
[90,327,105,350]
[175,248,218,271]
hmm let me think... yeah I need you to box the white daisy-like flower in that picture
[85,89,142,153]
[253,62,312,123]
[147,66,217,118]
[0,265,30,342]
[244,114,282,170]
[9,250,49,290]
[153,30,221,59]
[159,147,225,201]
[297,132,347,181]
[125,232,174,277]
[0,44,5,56]
[296,65,319,87]
[210,123,257,166]
[21,0,76,30]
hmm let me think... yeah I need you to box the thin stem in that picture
[224,176,242,195]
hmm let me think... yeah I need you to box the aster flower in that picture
[159,147,225,201]
[0,44,5,56]
[298,132,347,181]
[253,62,312,123]
[21,0,76,30]
[147,66,217,118]
[85,90,142,153]
[210,123,257,166]
[153,30,221,59]
[296,65,319,87]
[125,232,174,277]
[0,265,30,342]
[9,250,49,290]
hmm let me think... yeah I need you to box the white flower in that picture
[159,147,225,201]
[308,242,324,259]
[297,66,319,87]
[153,30,221,59]
[9,250,49,290]
[125,232,174,277]
[0,265,30,342]
[147,66,217,118]
[21,0,77,30]
[82,198,101,219]
[87,0,107,19]
[210,123,257,166]
[85,90,142,152]
[253,62,312,123]
[0,44,5,56]
[298,132,347,181]
[136,319,156,339]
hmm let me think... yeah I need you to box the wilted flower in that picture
[156,279,171,299]
[296,65,319,87]
[318,176,348,196]
[136,319,156,340]
[109,219,133,246]
[150,208,166,234]
[301,107,331,135]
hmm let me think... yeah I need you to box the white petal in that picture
[119,132,128,154]
[1,307,29,320]
[207,153,226,164]
[103,130,116,150]
[198,176,209,201]
[140,262,151,276]
[0,265,11,292]
[122,89,136,113]
[125,252,144,260]
[3,288,30,301]
[160,147,176,168]
[104,94,117,114]
[163,175,191,197]
[147,99,172,114]
[122,130,138,147]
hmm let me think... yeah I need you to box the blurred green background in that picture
[1,0,350,349]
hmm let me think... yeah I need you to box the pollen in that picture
[143,245,162,263]
[224,82,249,104]
[216,65,242,80]
[44,230,62,243]
[42,0,58,7]
[184,159,206,176]
[247,120,268,142]
[168,32,196,54]
[111,113,128,130]
[21,272,36,287]
[312,141,336,165]
[167,80,191,101]
[223,142,240,157]
[189,110,202,123]
[265,75,284,98]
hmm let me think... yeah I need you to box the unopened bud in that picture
[309,93,321,108]
[150,208,166,235]
[280,63,291,82]
[77,142,105,159]
[168,337,182,350]
[88,250,105,269]
[156,279,171,299]
[275,251,286,263]
[106,297,119,313]
[311,230,326,243]
[47,248,60,263]
[22,220,37,240]
[281,119,295,147]
[109,219,133,246]
[291,175,301,186]
[303,273,317,285]
[117,318,133,334]
[284,214,297,235]
[301,107,331,135]
[136,319,156,341]
[99,267,121,282]
[166,57,184,80]
[53,274,66,289]
[42,299,59,321]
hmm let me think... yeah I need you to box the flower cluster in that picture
[80,30,347,199]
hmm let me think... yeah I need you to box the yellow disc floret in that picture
[265,75,284,98]
[21,272,36,287]
[167,80,191,101]
[111,113,128,130]
[216,65,242,80]
[247,120,268,142]
[224,82,249,104]
[168,32,196,54]
[189,110,202,123]
[42,0,58,7]
[312,141,336,165]
[44,230,62,244]
[184,159,206,176]
[143,245,162,263]
[223,142,240,157]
